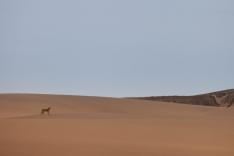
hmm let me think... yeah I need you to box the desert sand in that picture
[0,94,234,156]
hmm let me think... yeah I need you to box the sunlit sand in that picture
[1,94,234,156]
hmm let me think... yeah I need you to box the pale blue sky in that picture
[0,0,234,97]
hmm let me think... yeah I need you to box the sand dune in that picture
[0,94,234,156]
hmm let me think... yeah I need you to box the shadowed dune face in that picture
[0,94,234,156]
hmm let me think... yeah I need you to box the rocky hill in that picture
[133,89,234,107]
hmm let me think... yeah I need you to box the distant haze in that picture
[0,0,234,97]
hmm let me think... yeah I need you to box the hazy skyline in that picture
[1,0,234,97]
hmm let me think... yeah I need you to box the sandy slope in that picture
[0,94,234,156]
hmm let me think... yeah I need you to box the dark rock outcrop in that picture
[132,89,234,107]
